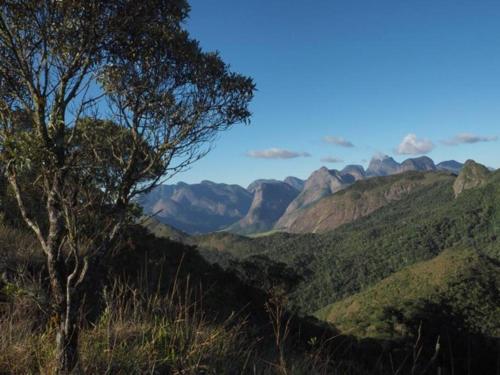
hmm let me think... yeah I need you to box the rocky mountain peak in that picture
[453,160,490,197]
[367,155,400,176]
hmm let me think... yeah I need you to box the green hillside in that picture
[315,248,500,339]
[197,169,500,314]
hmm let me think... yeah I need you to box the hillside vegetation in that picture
[3,219,464,374]
[316,248,500,338]
[197,168,500,316]
[2,165,500,373]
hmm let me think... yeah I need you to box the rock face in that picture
[137,181,252,234]
[437,160,464,174]
[278,172,455,233]
[276,167,365,229]
[453,160,490,198]
[284,176,305,191]
[247,179,280,194]
[227,181,299,235]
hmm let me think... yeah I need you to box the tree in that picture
[0,1,254,372]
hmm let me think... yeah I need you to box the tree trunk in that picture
[50,272,81,374]
[56,319,80,374]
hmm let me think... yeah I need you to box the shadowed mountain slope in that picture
[437,160,464,174]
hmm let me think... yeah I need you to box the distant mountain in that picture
[246,179,280,193]
[340,165,366,181]
[399,156,436,172]
[366,155,400,176]
[276,166,363,229]
[366,155,464,176]
[248,177,305,193]
[137,181,252,234]
[262,157,463,233]
[437,160,464,174]
[277,171,454,233]
[227,181,299,235]
[284,176,305,191]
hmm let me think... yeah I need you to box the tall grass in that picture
[1,274,256,374]
[0,266,366,374]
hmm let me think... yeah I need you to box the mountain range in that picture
[139,157,500,372]
[136,181,253,234]
[138,156,468,235]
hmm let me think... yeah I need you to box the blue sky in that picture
[170,0,500,187]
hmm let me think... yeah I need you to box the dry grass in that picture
[0,271,362,374]
[1,275,256,374]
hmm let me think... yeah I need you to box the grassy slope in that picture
[315,247,500,339]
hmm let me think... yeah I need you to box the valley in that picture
[144,160,500,347]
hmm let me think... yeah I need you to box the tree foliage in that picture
[0,1,254,372]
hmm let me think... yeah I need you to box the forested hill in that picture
[196,166,500,323]
[316,247,500,338]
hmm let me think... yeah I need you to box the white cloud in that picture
[323,136,354,148]
[442,133,498,146]
[246,148,311,159]
[396,134,434,155]
[320,156,344,163]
